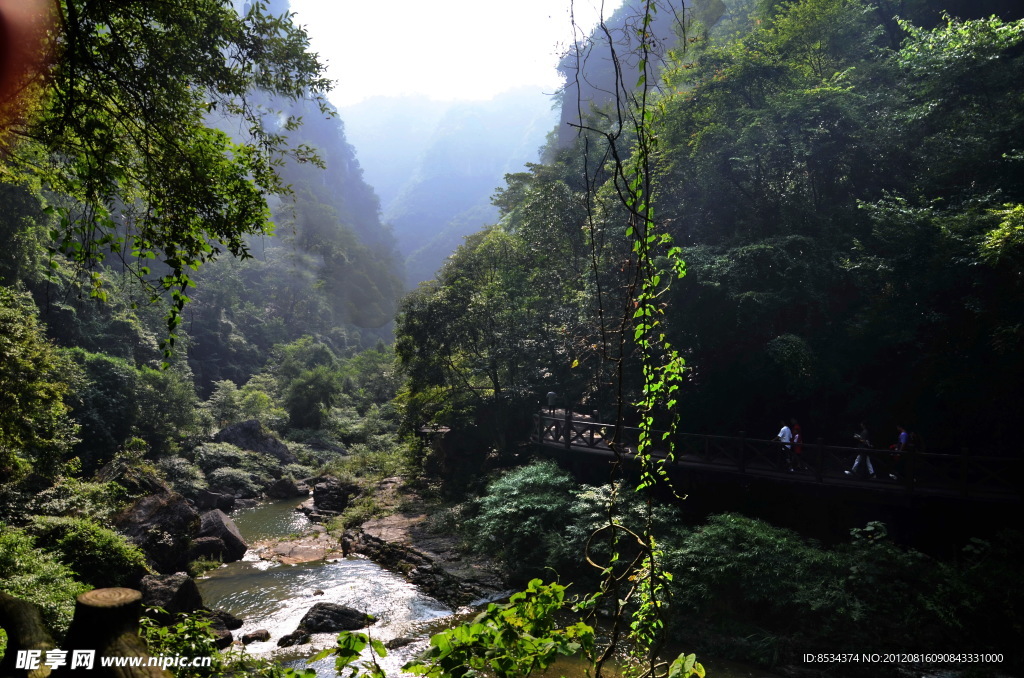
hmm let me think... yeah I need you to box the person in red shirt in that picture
[791,418,804,471]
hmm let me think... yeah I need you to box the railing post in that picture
[960,447,970,498]
[814,438,824,482]
[564,408,571,451]
[905,451,915,492]
[738,431,746,473]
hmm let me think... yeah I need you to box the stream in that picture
[196,499,781,678]
[196,499,453,675]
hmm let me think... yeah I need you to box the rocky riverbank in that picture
[246,477,506,609]
[247,524,344,565]
[342,509,507,610]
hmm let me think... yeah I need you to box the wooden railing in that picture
[533,412,1022,501]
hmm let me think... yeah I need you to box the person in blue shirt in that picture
[888,424,910,480]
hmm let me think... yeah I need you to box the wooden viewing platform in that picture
[532,411,1022,503]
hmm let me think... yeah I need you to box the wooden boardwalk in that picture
[532,412,1022,503]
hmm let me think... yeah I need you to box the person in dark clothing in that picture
[846,422,875,478]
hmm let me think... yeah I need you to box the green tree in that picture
[134,365,204,457]
[63,348,140,473]
[0,286,80,480]
[284,365,342,430]
[1,0,331,352]
[396,227,558,447]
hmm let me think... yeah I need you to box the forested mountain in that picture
[342,90,557,286]
[185,97,404,391]
[396,0,1024,454]
[2,1,1024,674]
[0,0,403,484]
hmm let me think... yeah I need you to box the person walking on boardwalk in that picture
[888,424,910,480]
[775,420,794,472]
[846,422,875,478]
[791,418,804,471]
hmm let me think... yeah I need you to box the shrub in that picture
[669,513,841,628]
[0,525,89,635]
[548,482,686,582]
[282,463,316,481]
[206,467,262,498]
[195,442,278,476]
[156,456,208,498]
[142,610,310,677]
[29,476,127,521]
[27,516,150,588]
[464,460,576,580]
[323,438,413,481]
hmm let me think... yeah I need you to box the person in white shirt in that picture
[775,420,794,472]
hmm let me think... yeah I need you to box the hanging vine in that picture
[319,2,701,677]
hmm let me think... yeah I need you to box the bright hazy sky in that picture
[289,0,625,108]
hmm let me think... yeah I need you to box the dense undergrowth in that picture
[4,1,1024,676]
[452,460,1023,671]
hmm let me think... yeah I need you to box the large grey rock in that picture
[197,510,248,562]
[187,536,229,562]
[312,477,360,515]
[242,629,271,645]
[277,630,310,647]
[206,610,239,649]
[266,477,306,499]
[298,602,374,633]
[195,489,235,512]
[115,491,199,573]
[213,420,295,463]
[210,609,244,630]
[140,573,204,618]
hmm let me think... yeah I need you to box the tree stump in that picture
[0,590,56,677]
[57,588,171,678]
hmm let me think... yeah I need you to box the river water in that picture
[196,500,780,678]
[196,500,453,675]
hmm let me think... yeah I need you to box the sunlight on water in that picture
[196,500,453,676]
[198,500,778,678]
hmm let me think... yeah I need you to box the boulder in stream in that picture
[311,476,360,516]
[115,491,199,573]
[298,602,374,633]
[140,572,204,619]
[277,630,310,647]
[196,509,248,562]
[210,609,244,630]
[242,629,271,644]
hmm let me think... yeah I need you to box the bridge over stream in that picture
[532,411,1022,505]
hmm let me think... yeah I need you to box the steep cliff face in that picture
[555,0,690,148]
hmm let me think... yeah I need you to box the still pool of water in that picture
[226,497,314,542]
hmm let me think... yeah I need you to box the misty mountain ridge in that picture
[341,88,558,286]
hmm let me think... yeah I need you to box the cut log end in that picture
[77,588,142,609]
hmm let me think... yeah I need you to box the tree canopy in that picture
[2,0,332,352]
[396,0,1024,452]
